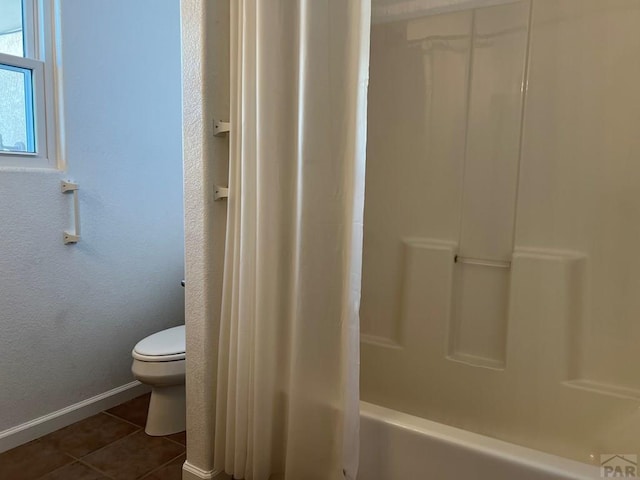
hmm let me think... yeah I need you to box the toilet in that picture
[131,325,186,436]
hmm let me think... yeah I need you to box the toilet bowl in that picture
[131,325,186,436]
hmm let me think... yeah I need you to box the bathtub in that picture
[358,402,601,480]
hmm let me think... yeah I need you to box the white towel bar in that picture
[61,180,80,244]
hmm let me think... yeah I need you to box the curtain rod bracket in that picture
[214,119,231,136]
[214,186,229,201]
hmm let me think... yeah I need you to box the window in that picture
[0,0,60,168]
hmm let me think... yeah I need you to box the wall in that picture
[0,0,184,437]
[181,0,230,478]
[362,0,640,464]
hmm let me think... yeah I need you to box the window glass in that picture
[0,0,24,57]
[0,0,58,167]
[0,63,34,153]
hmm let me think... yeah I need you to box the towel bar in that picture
[61,180,80,244]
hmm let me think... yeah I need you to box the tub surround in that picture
[362,0,640,463]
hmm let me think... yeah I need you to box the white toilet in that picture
[131,325,186,436]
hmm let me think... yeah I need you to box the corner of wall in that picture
[181,0,230,474]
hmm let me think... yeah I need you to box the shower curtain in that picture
[214,1,371,480]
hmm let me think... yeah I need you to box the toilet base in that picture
[145,384,186,436]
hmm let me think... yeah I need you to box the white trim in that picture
[22,0,37,58]
[0,0,62,169]
[182,461,228,480]
[0,381,150,453]
[40,0,65,169]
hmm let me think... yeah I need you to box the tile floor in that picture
[0,393,186,480]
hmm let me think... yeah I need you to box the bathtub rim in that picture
[360,401,601,479]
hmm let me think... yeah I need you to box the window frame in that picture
[0,0,62,169]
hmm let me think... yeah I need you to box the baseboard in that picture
[182,461,285,480]
[182,460,229,480]
[0,380,150,453]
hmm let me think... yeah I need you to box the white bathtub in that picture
[358,402,601,480]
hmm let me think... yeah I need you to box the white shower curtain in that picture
[214,1,370,480]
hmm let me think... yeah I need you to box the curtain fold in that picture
[214,1,371,479]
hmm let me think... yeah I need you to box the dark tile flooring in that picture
[0,394,185,480]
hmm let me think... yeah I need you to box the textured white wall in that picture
[181,0,229,476]
[0,0,184,432]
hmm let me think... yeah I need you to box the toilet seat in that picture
[132,325,185,362]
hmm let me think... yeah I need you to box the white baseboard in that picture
[0,381,150,453]
[182,461,228,480]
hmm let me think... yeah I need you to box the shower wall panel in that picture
[517,0,640,397]
[361,10,471,345]
[362,0,640,464]
[450,1,529,367]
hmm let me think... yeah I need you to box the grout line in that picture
[138,452,186,479]
[74,428,142,462]
[22,395,185,480]
[163,433,187,447]
[101,410,147,429]
[71,429,143,479]
[100,404,186,447]
[75,458,118,479]
[32,450,76,480]
[76,427,184,478]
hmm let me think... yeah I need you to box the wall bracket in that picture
[213,119,231,136]
[214,185,229,201]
